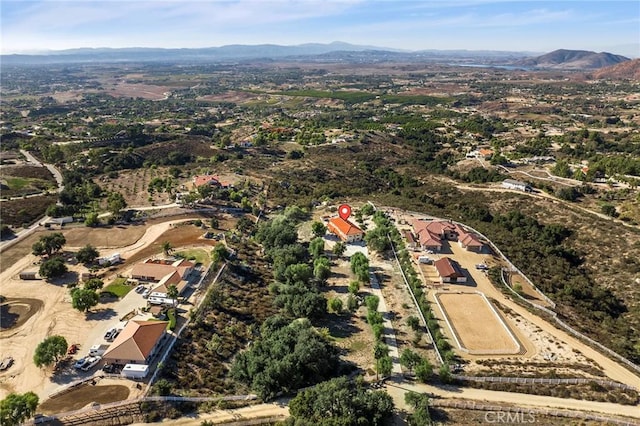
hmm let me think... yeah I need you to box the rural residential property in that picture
[2,5,640,424]
[327,216,364,243]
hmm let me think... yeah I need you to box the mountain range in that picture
[0,42,630,70]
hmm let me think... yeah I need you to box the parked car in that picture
[475,264,489,270]
[102,363,115,373]
[142,289,151,299]
[67,344,79,355]
[74,357,89,369]
[135,285,146,294]
[0,357,14,371]
[81,356,101,371]
[104,328,118,341]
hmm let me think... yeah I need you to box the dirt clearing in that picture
[38,384,130,414]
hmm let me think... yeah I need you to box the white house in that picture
[502,179,532,192]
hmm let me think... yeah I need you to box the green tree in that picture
[167,284,179,308]
[310,221,327,238]
[350,252,370,283]
[154,378,173,396]
[209,217,219,229]
[84,212,99,227]
[231,319,340,401]
[374,342,389,380]
[360,203,375,217]
[0,224,15,240]
[329,297,343,314]
[0,392,39,426]
[415,358,433,383]
[33,335,67,368]
[106,191,127,218]
[365,295,380,312]
[32,232,66,257]
[161,241,173,256]
[365,226,390,252]
[70,288,99,313]
[287,376,394,425]
[332,241,346,258]
[377,355,393,378]
[438,363,453,384]
[84,278,104,291]
[347,294,358,312]
[405,391,432,426]
[601,203,618,217]
[348,280,360,295]
[309,237,325,259]
[76,244,99,264]
[39,257,68,280]
[313,257,331,282]
[211,244,229,264]
[400,349,422,375]
[407,315,420,331]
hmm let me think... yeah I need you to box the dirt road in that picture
[386,379,640,419]
[128,402,289,426]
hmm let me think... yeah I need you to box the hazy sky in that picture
[2,0,639,56]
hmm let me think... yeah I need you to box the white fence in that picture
[453,374,637,391]
[499,269,640,378]
[387,208,639,379]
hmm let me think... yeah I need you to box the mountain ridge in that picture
[513,49,630,70]
[0,44,627,68]
[592,58,640,80]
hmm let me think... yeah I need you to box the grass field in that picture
[176,248,211,266]
[102,277,132,298]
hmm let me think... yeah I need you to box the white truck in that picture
[418,256,432,264]
[89,344,110,357]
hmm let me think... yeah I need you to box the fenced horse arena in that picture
[435,291,521,355]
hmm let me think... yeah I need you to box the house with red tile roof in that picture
[193,175,221,188]
[458,230,484,253]
[130,258,194,282]
[193,175,234,189]
[433,258,467,284]
[411,219,459,252]
[403,230,418,250]
[102,320,168,365]
[327,217,364,243]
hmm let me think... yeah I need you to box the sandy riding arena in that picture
[435,292,521,355]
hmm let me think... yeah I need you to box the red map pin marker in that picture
[338,204,352,221]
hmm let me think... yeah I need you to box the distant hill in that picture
[1,42,532,65]
[514,49,630,70]
[0,42,401,65]
[592,58,640,80]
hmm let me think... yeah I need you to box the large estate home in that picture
[102,320,168,365]
[408,219,485,253]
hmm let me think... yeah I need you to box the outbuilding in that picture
[121,363,149,379]
[502,179,532,192]
[434,257,467,284]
